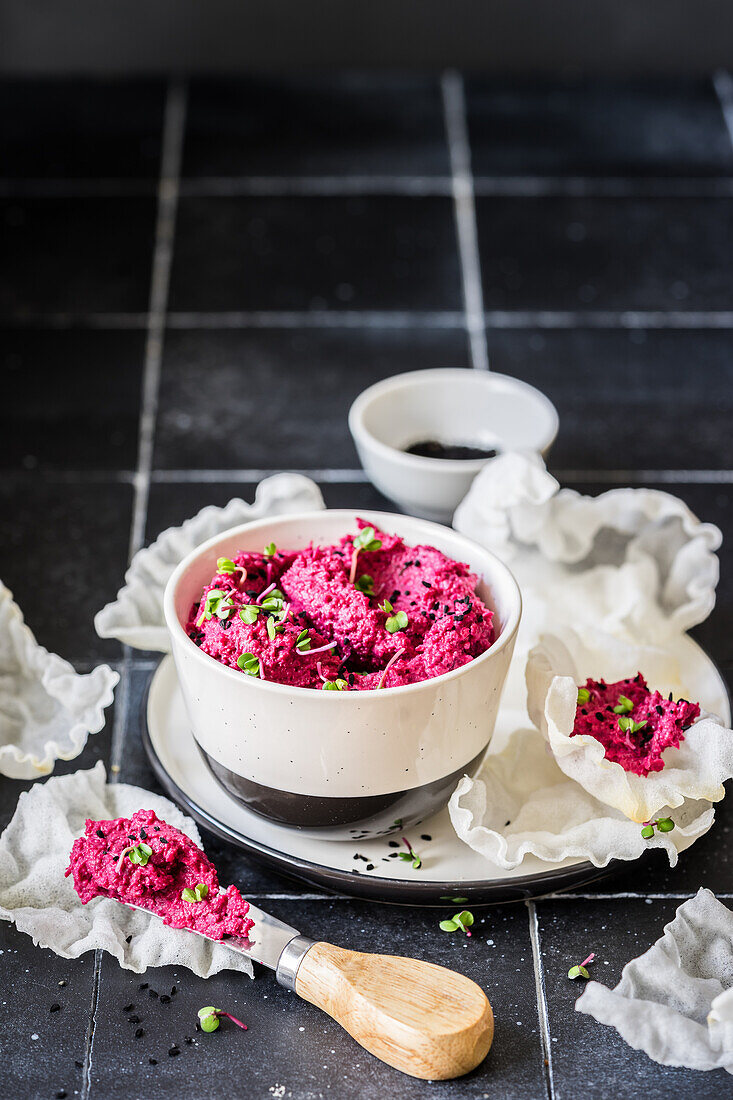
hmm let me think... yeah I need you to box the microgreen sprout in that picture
[349,526,382,584]
[576,687,590,705]
[264,542,277,558]
[355,574,375,597]
[397,836,422,870]
[613,694,634,715]
[196,589,235,628]
[322,679,348,691]
[217,557,247,585]
[568,953,595,980]
[239,605,261,625]
[197,1006,248,1034]
[439,896,469,903]
[117,842,153,871]
[378,599,409,633]
[618,716,647,736]
[295,629,311,653]
[439,911,474,936]
[237,652,262,678]
[181,883,209,904]
[641,817,675,840]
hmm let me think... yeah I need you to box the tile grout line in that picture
[6,175,733,199]
[441,70,490,371]
[128,78,187,562]
[11,307,733,330]
[7,466,733,486]
[82,79,187,1100]
[713,69,733,149]
[526,900,556,1100]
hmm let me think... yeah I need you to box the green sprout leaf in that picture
[385,610,409,634]
[657,817,675,833]
[266,616,276,641]
[353,527,382,553]
[613,694,634,715]
[295,629,311,653]
[128,842,152,867]
[618,716,647,735]
[198,1006,220,1033]
[577,687,590,705]
[197,589,235,627]
[236,652,261,677]
[264,542,277,557]
[322,679,348,691]
[439,910,474,935]
[239,605,261,625]
[640,824,655,840]
[355,574,375,597]
[568,965,590,980]
[182,883,209,903]
[217,557,237,574]
[439,896,469,903]
[378,599,393,613]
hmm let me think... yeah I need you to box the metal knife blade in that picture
[125,900,315,989]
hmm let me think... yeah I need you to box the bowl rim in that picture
[348,367,559,473]
[163,508,522,701]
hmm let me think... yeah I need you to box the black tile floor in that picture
[2,72,733,1099]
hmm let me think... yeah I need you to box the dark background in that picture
[3,7,733,1099]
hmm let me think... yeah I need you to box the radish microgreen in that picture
[237,652,262,678]
[439,910,474,936]
[349,526,382,584]
[613,694,634,714]
[568,953,595,980]
[181,883,209,904]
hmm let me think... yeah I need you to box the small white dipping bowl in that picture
[349,368,559,521]
[163,509,521,839]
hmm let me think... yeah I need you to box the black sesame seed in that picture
[420,834,432,841]
[123,1003,134,1012]
[160,995,171,1004]
[595,712,604,721]
[171,986,177,996]
[139,828,147,840]
[159,838,167,844]
[184,1036,193,1044]
[366,863,375,871]
[169,1047,180,1057]
[388,840,399,847]
[149,1058,157,1065]
[50,1003,61,1012]
[135,1028,144,1039]
[421,580,431,588]
[95,829,105,839]
[56,1092,67,1099]
[149,989,158,998]
[74,1061,83,1069]
[125,935,133,944]
[656,705,664,715]
[139,983,148,990]
[153,826,160,831]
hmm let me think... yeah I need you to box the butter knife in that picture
[127,899,493,1081]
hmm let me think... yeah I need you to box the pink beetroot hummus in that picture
[66,809,253,940]
[186,520,495,691]
[573,673,700,776]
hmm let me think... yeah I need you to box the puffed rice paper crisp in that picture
[576,889,733,1074]
[0,763,253,978]
[0,582,118,779]
[448,452,727,868]
[95,472,325,652]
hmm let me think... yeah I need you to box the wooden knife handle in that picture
[294,941,494,1080]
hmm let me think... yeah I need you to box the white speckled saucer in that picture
[144,642,730,906]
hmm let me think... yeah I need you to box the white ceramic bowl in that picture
[164,510,521,839]
[349,368,559,522]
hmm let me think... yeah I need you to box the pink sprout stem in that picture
[116,845,135,873]
[377,648,405,690]
[580,953,595,967]
[349,548,359,585]
[297,640,337,657]
[256,582,277,604]
[317,661,328,683]
[216,1010,248,1031]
